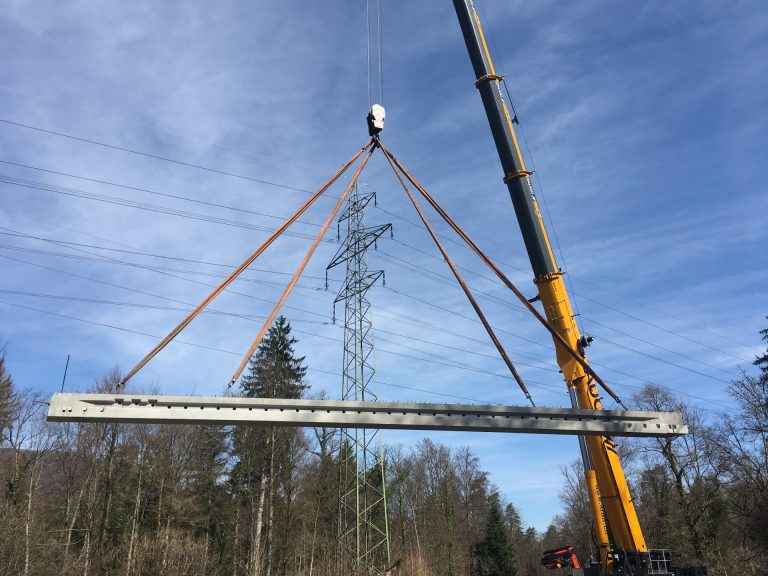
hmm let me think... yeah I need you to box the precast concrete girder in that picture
[47,394,687,437]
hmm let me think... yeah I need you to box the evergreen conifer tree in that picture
[240,315,307,400]
[754,319,768,381]
[230,316,308,574]
[474,492,516,576]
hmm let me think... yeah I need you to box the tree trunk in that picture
[126,452,144,576]
[160,515,171,576]
[97,424,119,548]
[23,466,36,576]
[234,505,241,576]
[265,427,276,576]
[250,473,268,576]
[308,504,320,576]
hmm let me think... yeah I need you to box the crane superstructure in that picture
[451,1,652,573]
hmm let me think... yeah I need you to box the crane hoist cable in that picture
[365,0,384,108]
[119,139,375,387]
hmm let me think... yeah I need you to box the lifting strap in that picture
[227,148,376,387]
[379,138,535,406]
[379,142,626,408]
[120,139,375,387]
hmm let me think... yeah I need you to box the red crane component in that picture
[541,546,582,570]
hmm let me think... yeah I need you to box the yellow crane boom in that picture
[451,1,648,572]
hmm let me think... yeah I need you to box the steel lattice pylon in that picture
[327,182,391,575]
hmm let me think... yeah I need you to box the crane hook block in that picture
[367,104,386,136]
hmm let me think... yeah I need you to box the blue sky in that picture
[1,0,766,532]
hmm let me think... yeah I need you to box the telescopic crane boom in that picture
[451,1,649,573]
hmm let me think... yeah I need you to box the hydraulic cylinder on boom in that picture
[451,1,651,573]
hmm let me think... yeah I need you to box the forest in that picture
[1,318,766,576]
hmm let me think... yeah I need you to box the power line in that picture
[597,336,731,384]
[0,292,735,410]
[0,83,289,163]
[586,317,736,377]
[3,221,744,388]
[0,292,559,395]
[0,229,337,284]
[574,292,752,364]
[1,250,736,409]
[0,297,504,405]
[0,118,313,194]
[3,116,751,362]
[0,175,332,243]
[0,160,324,228]
[0,234,556,383]
[3,153,746,363]
[0,233,544,362]
[8,168,741,377]
[0,239,556,368]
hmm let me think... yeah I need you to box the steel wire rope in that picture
[0,176,332,243]
[4,154,747,361]
[0,294,734,409]
[377,0,383,105]
[1,120,751,358]
[0,226,330,320]
[0,232,556,364]
[3,208,744,385]
[3,225,739,387]
[0,119,314,194]
[1,254,734,408]
[1,160,749,373]
[0,298,504,406]
[366,0,372,108]
[0,160,324,228]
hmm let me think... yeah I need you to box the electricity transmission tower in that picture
[326,182,392,575]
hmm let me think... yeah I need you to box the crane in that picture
[451,2,704,575]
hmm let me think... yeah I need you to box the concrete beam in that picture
[47,394,687,437]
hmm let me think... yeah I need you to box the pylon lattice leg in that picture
[328,183,391,575]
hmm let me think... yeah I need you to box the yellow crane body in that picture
[452,0,649,571]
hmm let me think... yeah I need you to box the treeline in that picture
[0,320,766,576]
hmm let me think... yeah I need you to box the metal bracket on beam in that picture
[47,394,687,437]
